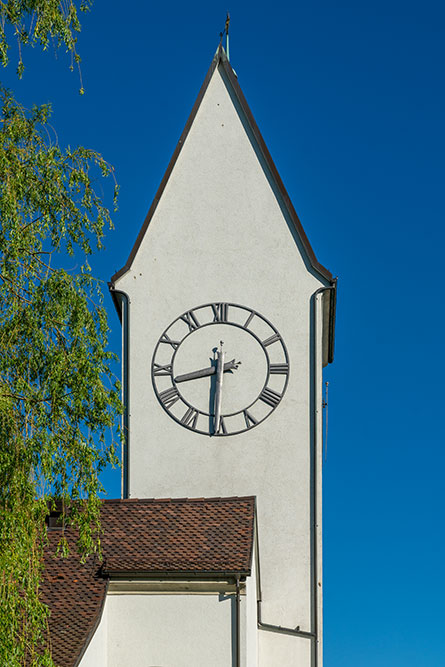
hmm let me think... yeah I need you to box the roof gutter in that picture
[108,284,130,499]
[327,278,337,364]
[102,569,251,579]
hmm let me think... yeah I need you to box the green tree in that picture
[0,3,121,664]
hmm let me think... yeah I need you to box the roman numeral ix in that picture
[153,363,173,377]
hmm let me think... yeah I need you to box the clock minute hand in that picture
[174,358,241,384]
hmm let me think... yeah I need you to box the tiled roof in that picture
[100,496,255,574]
[40,532,106,667]
[41,496,255,667]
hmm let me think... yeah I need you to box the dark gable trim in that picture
[74,581,109,667]
[218,50,332,282]
[110,46,333,287]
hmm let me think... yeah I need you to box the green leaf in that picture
[0,85,121,665]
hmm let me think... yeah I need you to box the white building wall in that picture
[106,593,234,667]
[246,546,259,666]
[78,598,108,666]
[79,575,260,666]
[114,61,328,666]
[258,629,312,666]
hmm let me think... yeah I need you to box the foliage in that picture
[0,0,92,87]
[0,5,122,662]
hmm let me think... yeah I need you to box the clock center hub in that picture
[173,324,268,415]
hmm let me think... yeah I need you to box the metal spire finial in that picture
[225,12,230,61]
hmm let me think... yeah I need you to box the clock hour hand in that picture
[174,358,241,383]
[214,341,224,434]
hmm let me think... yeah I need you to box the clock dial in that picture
[151,303,289,436]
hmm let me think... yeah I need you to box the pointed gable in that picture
[111,47,332,287]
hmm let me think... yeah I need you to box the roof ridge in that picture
[101,496,255,505]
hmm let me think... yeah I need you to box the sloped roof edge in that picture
[73,580,109,667]
[110,46,333,285]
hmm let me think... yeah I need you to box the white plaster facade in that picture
[80,572,258,667]
[107,48,335,666]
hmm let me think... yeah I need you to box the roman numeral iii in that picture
[269,363,289,375]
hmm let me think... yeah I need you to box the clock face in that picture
[151,303,289,436]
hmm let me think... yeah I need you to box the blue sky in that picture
[3,1,445,665]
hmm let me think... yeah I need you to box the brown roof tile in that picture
[40,533,106,667]
[41,496,255,667]
[100,496,255,574]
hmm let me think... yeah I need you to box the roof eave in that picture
[73,580,109,667]
[102,568,251,579]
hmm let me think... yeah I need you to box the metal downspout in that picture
[255,281,336,666]
[108,285,130,499]
[311,282,336,666]
[257,600,316,640]
[236,576,241,667]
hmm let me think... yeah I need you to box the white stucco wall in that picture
[78,598,107,667]
[246,544,259,666]
[80,575,260,667]
[107,593,233,667]
[258,629,312,666]
[114,61,328,666]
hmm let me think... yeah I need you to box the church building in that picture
[42,44,337,667]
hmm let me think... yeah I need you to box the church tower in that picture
[109,46,336,667]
